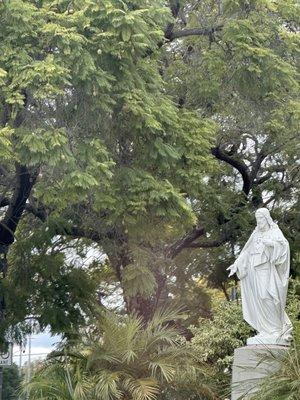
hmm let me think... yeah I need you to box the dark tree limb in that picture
[253,166,287,186]
[0,164,37,324]
[24,201,118,244]
[166,227,229,259]
[211,146,251,195]
[1,198,48,221]
[0,165,38,246]
[0,198,10,208]
[24,202,47,222]
[0,90,33,246]
[166,145,269,259]
[249,152,266,184]
[166,225,206,259]
[64,225,117,243]
[169,0,181,18]
[263,167,300,207]
[253,173,273,186]
[165,25,223,41]
[164,0,223,43]
[186,235,228,249]
[0,103,11,127]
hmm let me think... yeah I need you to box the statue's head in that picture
[255,208,274,231]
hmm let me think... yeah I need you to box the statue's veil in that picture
[254,207,278,230]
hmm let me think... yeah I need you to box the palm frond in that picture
[147,305,186,330]
[149,360,176,382]
[123,377,160,400]
[93,371,121,400]
[252,343,300,399]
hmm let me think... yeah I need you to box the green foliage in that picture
[0,0,207,223]
[0,6,299,400]
[188,281,300,398]
[176,300,252,398]
[286,279,300,331]
[22,308,213,400]
[2,229,101,339]
[251,342,300,400]
[190,300,252,369]
[122,264,157,299]
[0,126,13,159]
[16,127,71,166]
[3,364,21,400]
[0,0,217,339]
[163,0,300,291]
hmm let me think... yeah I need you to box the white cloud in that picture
[12,332,61,366]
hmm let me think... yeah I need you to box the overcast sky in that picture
[12,331,61,367]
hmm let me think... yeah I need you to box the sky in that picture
[12,331,61,367]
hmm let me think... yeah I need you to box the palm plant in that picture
[251,342,300,400]
[22,308,217,400]
[22,358,93,399]
[250,286,300,400]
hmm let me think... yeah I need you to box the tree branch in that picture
[0,103,11,127]
[186,235,228,249]
[211,146,251,195]
[0,165,37,245]
[166,25,223,41]
[249,152,266,184]
[0,198,10,208]
[169,0,181,18]
[167,145,266,259]
[165,225,206,259]
[64,225,116,243]
[253,173,273,186]
[25,202,47,221]
[263,167,300,207]
[24,200,118,244]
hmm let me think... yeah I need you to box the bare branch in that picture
[253,173,273,186]
[211,146,251,195]
[166,225,206,259]
[263,167,300,206]
[166,25,223,41]
[253,165,286,186]
[25,203,47,222]
[186,235,228,249]
[0,165,38,245]
[249,152,266,184]
[0,198,10,208]
[169,0,181,18]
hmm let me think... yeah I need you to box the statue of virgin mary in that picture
[227,208,292,345]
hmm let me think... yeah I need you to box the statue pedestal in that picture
[231,345,288,399]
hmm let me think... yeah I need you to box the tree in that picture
[0,0,215,341]
[0,0,299,344]
[163,0,300,290]
[2,363,21,400]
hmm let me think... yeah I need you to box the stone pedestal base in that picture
[231,345,288,399]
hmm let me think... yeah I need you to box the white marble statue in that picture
[227,208,292,345]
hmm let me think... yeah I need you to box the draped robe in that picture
[234,225,292,340]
